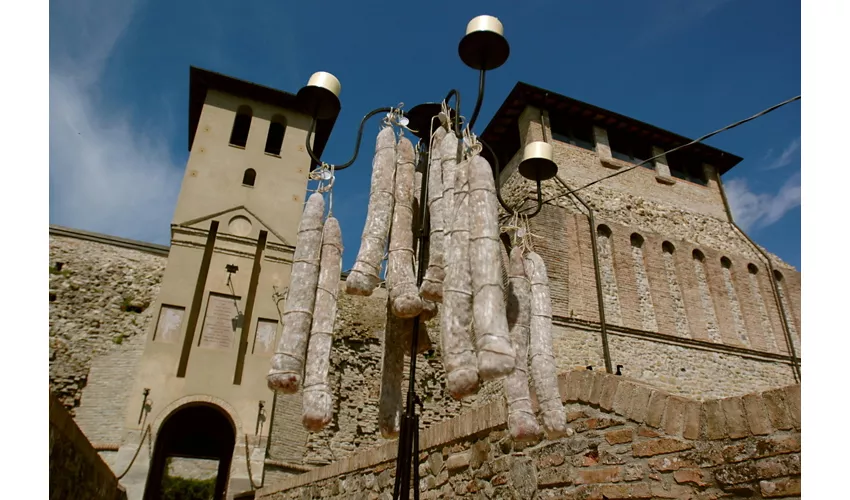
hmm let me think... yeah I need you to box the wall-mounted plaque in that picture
[199,293,241,350]
[253,319,278,354]
[154,305,185,343]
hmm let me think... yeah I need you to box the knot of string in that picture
[499,211,522,246]
[384,103,411,136]
[427,112,446,154]
[308,162,336,215]
[463,127,483,159]
[520,214,539,253]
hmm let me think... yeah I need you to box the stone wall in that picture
[549,323,797,401]
[522,204,801,360]
[266,287,505,470]
[74,333,147,445]
[49,228,167,414]
[256,371,801,499]
[52,223,801,477]
[50,392,128,500]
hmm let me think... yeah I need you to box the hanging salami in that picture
[503,246,541,440]
[440,151,480,399]
[378,300,408,438]
[302,216,343,431]
[420,126,448,302]
[524,251,568,439]
[387,135,423,318]
[268,192,325,393]
[468,154,515,381]
[346,126,396,296]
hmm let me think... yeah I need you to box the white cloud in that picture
[762,138,800,171]
[49,0,182,244]
[724,173,801,231]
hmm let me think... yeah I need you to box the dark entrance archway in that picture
[143,403,236,500]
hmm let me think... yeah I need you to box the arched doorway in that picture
[143,403,236,500]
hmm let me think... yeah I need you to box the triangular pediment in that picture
[177,206,290,246]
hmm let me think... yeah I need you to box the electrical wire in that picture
[520,94,801,211]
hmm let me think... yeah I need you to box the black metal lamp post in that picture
[297,15,557,499]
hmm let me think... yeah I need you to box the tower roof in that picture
[187,66,338,160]
[480,82,743,176]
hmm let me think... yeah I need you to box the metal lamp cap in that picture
[306,71,341,98]
[518,141,558,181]
[466,15,504,37]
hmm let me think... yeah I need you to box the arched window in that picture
[660,240,689,337]
[773,269,784,282]
[720,256,732,269]
[692,249,705,262]
[242,168,256,187]
[630,233,644,248]
[747,263,759,274]
[264,115,287,156]
[229,105,253,148]
[597,224,612,238]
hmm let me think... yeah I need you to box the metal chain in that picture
[116,424,152,480]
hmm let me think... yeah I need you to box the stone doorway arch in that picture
[143,402,236,500]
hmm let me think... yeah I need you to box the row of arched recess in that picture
[595,225,798,354]
[229,105,287,156]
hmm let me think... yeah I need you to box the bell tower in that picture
[115,67,337,500]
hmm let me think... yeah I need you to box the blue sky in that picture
[49,0,801,270]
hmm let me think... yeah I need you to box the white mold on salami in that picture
[346,126,397,296]
[378,300,407,438]
[419,126,448,302]
[388,135,423,318]
[301,216,343,431]
[504,246,541,441]
[268,192,325,393]
[440,153,480,399]
[468,154,515,381]
[524,251,568,439]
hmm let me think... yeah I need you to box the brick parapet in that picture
[257,369,800,499]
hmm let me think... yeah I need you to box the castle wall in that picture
[51,182,801,478]
[256,372,801,500]
[49,230,167,414]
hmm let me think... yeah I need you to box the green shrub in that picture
[160,460,217,500]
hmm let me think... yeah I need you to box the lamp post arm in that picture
[304,106,395,171]
[468,70,486,131]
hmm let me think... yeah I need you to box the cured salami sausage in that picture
[302,216,343,431]
[524,251,568,439]
[387,136,423,318]
[346,126,396,296]
[378,300,407,438]
[468,154,515,381]
[420,126,448,302]
[504,246,540,441]
[440,153,480,399]
[268,192,325,393]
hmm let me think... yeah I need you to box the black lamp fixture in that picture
[138,388,151,425]
[293,15,554,499]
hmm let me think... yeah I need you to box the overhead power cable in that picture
[521,94,801,210]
